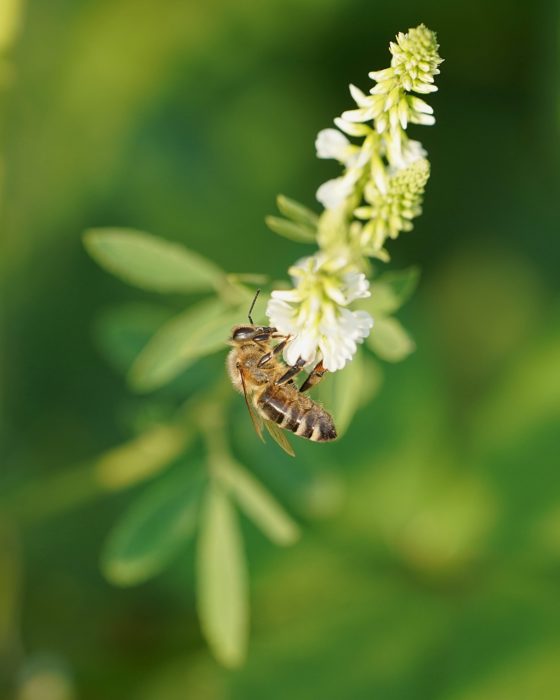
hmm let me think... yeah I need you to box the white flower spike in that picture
[315,23,442,212]
[266,24,441,374]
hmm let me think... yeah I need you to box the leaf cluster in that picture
[84,226,419,666]
[84,229,303,666]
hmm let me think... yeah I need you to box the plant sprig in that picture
[83,23,442,667]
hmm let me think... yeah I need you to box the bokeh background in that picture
[2,0,560,697]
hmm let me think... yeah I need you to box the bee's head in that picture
[229,325,274,344]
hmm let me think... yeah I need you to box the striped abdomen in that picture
[258,385,337,442]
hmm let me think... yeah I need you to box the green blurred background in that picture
[2,0,560,697]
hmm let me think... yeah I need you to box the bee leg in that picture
[257,337,290,367]
[300,360,327,392]
[276,356,306,385]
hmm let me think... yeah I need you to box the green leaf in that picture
[358,266,420,316]
[197,484,248,668]
[265,216,316,243]
[216,459,300,546]
[84,228,226,293]
[367,317,415,362]
[94,302,174,373]
[128,298,241,392]
[378,266,420,312]
[101,470,201,586]
[95,424,191,491]
[276,194,319,228]
[381,266,420,302]
[359,353,384,408]
[317,348,368,436]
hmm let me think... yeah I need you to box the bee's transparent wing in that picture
[238,368,295,456]
[238,367,265,442]
[264,420,295,457]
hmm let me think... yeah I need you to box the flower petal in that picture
[315,128,350,162]
[316,175,354,209]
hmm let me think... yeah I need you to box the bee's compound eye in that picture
[232,326,255,341]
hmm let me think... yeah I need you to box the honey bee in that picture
[227,291,337,456]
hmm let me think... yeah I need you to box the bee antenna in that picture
[247,288,261,325]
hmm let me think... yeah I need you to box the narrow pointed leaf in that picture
[367,317,415,362]
[94,302,174,373]
[197,484,248,668]
[359,354,384,408]
[101,471,201,586]
[376,267,420,311]
[265,216,316,243]
[381,266,420,305]
[84,228,226,293]
[358,267,420,316]
[95,424,190,490]
[217,460,300,546]
[128,298,241,392]
[276,194,319,228]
